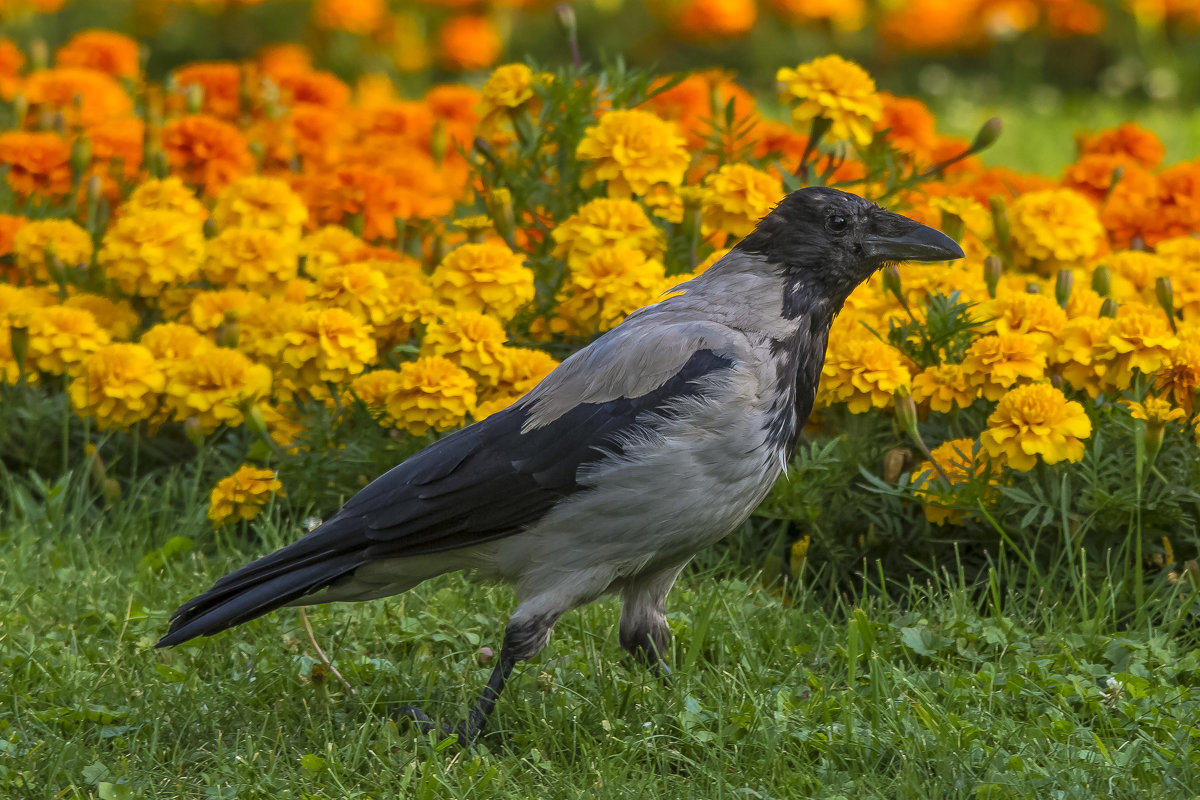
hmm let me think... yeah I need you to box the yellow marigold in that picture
[911,363,976,413]
[1126,396,1186,426]
[63,294,140,340]
[701,163,783,239]
[980,383,1092,471]
[207,466,285,528]
[259,401,307,454]
[473,394,517,421]
[55,29,140,78]
[552,245,667,335]
[979,292,1068,347]
[13,218,94,283]
[430,242,535,321]
[1,325,33,385]
[776,55,882,147]
[0,284,55,318]
[212,176,309,241]
[386,355,477,436]
[300,225,370,278]
[279,307,377,390]
[421,310,508,385]
[1156,331,1200,415]
[141,322,215,363]
[374,272,436,345]
[165,347,272,434]
[551,197,665,270]
[26,305,112,376]
[961,334,1047,401]
[1050,316,1112,397]
[0,131,73,198]
[162,114,253,196]
[203,228,299,292]
[347,368,403,424]
[911,437,992,526]
[1095,306,1179,391]
[98,209,205,297]
[186,289,266,333]
[491,346,558,401]
[69,343,165,431]
[123,177,208,220]
[1008,189,1105,273]
[1104,250,1167,300]
[308,262,392,327]
[819,336,911,413]
[577,110,690,198]
[478,63,546,134]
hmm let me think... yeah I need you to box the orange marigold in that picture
[577,110,690,198]
[173,62,242,119]
[22,67,132,126]
[1077,122,1165,169]
[981,383,1092,471]
[675,0,758,38]
[777,55,882,147]
[55,30,140,78]
[162,114,253,196]
[313,0,387,34]
[0,213,25,258]
[69,343,166,431]
[770,0,867,30]
[0,131,72,198]
[437,15,502,72]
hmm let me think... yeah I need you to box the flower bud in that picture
[882,264,904,305]
[9,320,28,381]
[882,447,910,484]
[242,402,270,442]
[1054,269,1074,309]
[893,386,919,436]
[186,83,205,115]
[30,39,48,71]
[1026,282,1041,294]
[971,117,1003,152]
[485,186,516,248]
[184,416,206,449]
[70,133,93,183]
[988,196,1010,255]
[1092,265,1111,297]
[983,255,1002,298]
[1100,297,1119,318]
[1156,276,1176,331]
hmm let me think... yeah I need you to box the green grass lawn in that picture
[2,471,1199,799]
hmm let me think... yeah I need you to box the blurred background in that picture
[3,0,1198,170]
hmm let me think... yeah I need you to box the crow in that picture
[158,187,963,741]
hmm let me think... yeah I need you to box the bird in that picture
[158,186,964,742]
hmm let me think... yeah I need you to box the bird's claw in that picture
[393,705,474,744]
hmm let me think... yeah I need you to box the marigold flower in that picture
[981,383,1092,471]
[478,63,544,133]
[347,368,403,423]
[770,0,867,30]
[98,209,205,297]
[911,437,993,525]
[1099,164,1164,249]
[13,218,94,283]
[1062,153,1135,203]
[141,322,215,363]
[0,284,55,318]
[63,294,140,340]
[437,15,502,72]
[492,346,559,401]
[1103,250,1166,301]
[1077,122,1165,170]
[676,0,758,38]
[26,305,112,376]
[69,343,166,431]
[386,355,477,435]
[301,225,370,278]
[1008,188,1105,273]
[84,117,145,196]
[162,114,253,196]
[165,347,272,433]
[186,289,266,333]
[278,307,377,390]
[551,197,665,270]
[55,30,140,78]
[1159,161,1200,241]
[701,163,783,239]
[212,176,309,241]
[577,110,690,198]
[208,465,285,528]
[431,242,535,321]
[203,228,299,292]
[276,68,352,110]
[979,292,1068,347]
[961,334,1048,401]
[0,39,23,101]
[313,0,387,34]
[0,131,73,198]
[819,335,911,413]
[308,262,391,326]
[377,272,436,344]
[124,176,208,220]
[173,62,241,119]
[1126,396,1186,426]
[551,245,667,335]
[777,55,882,147]
[22,67,132,126]
[911,363,977,413]
[1094,306,1180,390]
[422,311,508,384]
[0,213,25,258]
[1155,331,1200,414]
[874,92,938,159]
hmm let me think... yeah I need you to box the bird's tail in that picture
[156,531,363,648]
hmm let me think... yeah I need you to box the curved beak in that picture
[863,209,965,263]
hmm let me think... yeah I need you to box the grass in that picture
[3,469,1199,799]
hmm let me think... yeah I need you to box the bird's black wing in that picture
[157,348,733,646]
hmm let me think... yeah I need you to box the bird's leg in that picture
[397,607,558,744]
[619,562,688,679]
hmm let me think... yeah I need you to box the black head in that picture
[735,187,964,315]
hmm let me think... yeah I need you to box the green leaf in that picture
[900,626,951,657]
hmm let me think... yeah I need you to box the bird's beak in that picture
[862,210,965,263]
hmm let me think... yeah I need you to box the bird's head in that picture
[734,187,964,318]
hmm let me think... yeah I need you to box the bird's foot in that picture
[393,705,476,745]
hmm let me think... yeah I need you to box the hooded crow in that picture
[158,187,964,741]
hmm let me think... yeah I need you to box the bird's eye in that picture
[827,215,849,234]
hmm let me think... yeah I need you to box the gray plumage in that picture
[158,187,964,741]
